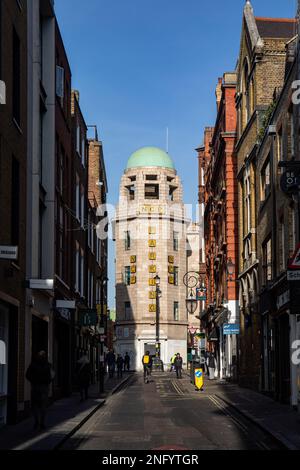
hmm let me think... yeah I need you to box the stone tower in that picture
[114,147,189,370]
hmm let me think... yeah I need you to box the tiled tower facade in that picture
[114,147,188,370]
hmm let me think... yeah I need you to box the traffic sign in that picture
[287,271,300,281]
[288,244,300,270]
[223,324,240,335]
[194,368,204,391]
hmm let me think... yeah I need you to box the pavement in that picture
[0,371,133,450]
[182,370,300,450]
[210,380,300,450]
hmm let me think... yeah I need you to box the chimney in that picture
[215,77,223,111]
[73,89,80,103]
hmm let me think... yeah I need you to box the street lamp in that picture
[227,258,235,282]
[154,275,161,360]
[186,289,198,315]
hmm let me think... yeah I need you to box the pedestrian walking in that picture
[174,353,183,379]
[169,353,177,372]
[142,351,152,383]
[208,351,217,380]
[124,352,130,372]
[117,354,124,378]
[106,349,116,378]
[77,354,91,402]
[25,350,53,430]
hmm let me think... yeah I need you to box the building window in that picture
[13,28,21,125]
[76,175,80,221]
[173,302,179,321]
[56,65,64,100]
[125,302,131,320]
[277,128,283,163]
[173,232,179,251]
[289,109,294,158]
[174,267,179,286]
[244,170,251,235]
[145,184,159,200]
[75,244,79,292]
[146,175,157,181]
[169,186,177,201]
[261,157,271,202]
[126,185,135,201]
[81,189,85,228]
[262,236,272,285]
[288,205,296,256]
[125,267,131,286]
[11,157,20,246]
[80,250,84,297]
[125,231,131,251]
[81,137,85,167]
[279,217,285,274]
[76,125,80,154]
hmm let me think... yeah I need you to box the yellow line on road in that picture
[208,395,248,433]
[172,380,185,396]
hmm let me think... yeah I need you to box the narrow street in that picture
[61,373,283,451]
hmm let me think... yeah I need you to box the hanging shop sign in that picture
[79,309,98,327]
[56,308,72,322]
[280,170,300,195]
[196,287,207,301]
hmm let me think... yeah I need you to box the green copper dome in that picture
[126,146,175,170]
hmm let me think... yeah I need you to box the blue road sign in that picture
[223,324,240,335]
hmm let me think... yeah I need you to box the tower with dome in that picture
[114,146,189,370]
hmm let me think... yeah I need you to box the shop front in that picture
[0,301,18,425]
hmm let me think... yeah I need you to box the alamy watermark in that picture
[291,340,300,366]
[0,80,6,105]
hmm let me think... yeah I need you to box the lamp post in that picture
[227,258,235,282]
[154,274,161,360]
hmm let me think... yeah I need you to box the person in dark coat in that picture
[208,352,216,380]
[124,352,130,372]
[77,355,91,402]
[174,353,183,379]
[106,350,116,378]
[26,351,53,430]
[116,354,124,378]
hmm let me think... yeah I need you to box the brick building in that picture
[256,37,299,406]
[53,21,73,398]
[201,73,238,380]
[235,1,297,390]
[0,0,28,425]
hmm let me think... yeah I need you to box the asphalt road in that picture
[61,372,283,450]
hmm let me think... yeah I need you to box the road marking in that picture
[208,395,249,434]
[172,380,185,396]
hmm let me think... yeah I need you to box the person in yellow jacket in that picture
[170,353,177,372]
